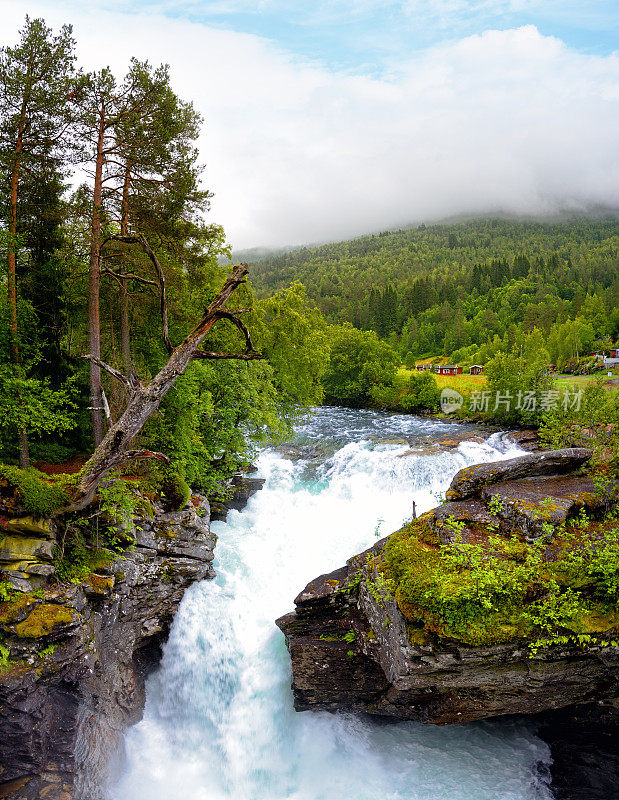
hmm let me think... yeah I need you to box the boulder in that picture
[210,473,265,521]
[446,447,592,500]
[277,448,619,797]
[482,474,601,540]
[277,545,619,723]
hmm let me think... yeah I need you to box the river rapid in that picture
[112,407,553,800]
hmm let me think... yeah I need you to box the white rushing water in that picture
[112,408,553,800]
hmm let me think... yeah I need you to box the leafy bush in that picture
[53,527,115,583]
[161,471,191,511]
[540,380,619,465]
[402,371,441,413]
[484,349,553,425]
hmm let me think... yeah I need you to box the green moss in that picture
[0,595,39,626]
[383,512,619,650]
[13,604,75,638]
[162,472,191,511]
[0,465,69,516]
[85,573,114,595]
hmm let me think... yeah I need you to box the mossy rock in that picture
[84,573,114,597]
[6,516,56,539]
[576,608,619,635]
[161,472,191,511]
[0,595,40,626]
[13,604,76,638]
[4,560,55,578]
[0,534,54,562]
[0,465,68,516]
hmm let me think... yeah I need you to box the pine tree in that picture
[0,17,76,465]
[71,60,194,443]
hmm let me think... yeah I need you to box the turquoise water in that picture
[112,408,552,800]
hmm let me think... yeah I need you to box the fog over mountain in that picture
[2,3,618,250]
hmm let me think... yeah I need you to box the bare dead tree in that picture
[64,263,263,512]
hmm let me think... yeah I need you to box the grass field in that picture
[401,367,614,392]
[399,368,487,392]
[554,375,608,389]
[399,370,619,409]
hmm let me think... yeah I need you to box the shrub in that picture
[402,371,441,413]
[161,471,191,511]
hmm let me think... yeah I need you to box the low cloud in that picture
[2,4,618,248]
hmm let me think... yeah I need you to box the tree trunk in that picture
[119,283,131,372]
[119,164,132,371]
[67,264,261,511]
[7,89,30,468]
[89,108,106,446]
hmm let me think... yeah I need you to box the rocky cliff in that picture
[0,496,215,800]
[277,448,619,798]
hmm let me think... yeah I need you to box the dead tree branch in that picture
[64,264,261,512]
[82,354,136,390]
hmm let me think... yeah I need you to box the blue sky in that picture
[2,0,618,248]
[89,0,618,69]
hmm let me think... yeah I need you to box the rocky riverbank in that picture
[0,493,216,800]
[277,447,619,798]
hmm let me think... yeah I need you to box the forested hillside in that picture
[249,217,619,364]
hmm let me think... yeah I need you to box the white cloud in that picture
[1,4,618,249]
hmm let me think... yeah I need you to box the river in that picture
[112,407,553,800]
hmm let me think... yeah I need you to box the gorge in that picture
[1,408,617,799]
[111,409,554,800]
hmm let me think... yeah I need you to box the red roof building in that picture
[435,365,463,375]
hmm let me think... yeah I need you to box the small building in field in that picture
[415,363,433,371]
[435,364,463,376]
[469,365,484,375]
[611,347,619,359]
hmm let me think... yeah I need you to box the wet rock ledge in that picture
[0,496,215,800]
[277,447,619,799]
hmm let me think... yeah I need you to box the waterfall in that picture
[112,408,552,800]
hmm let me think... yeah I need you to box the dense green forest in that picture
[250,217,619,367]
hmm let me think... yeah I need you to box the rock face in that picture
[0,516,58,591]
[277,539,618,724]
[210,472,266,522]
[0,497,215,800]
[276,447,619,798]
[536,703,619,800]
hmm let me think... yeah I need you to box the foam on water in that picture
[112,408,553,800]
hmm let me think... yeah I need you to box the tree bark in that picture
[119,163,132,371]
[7,77,30,468]
[88,105,106,446]
[119,282,131,372]
[66,264,263,511]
